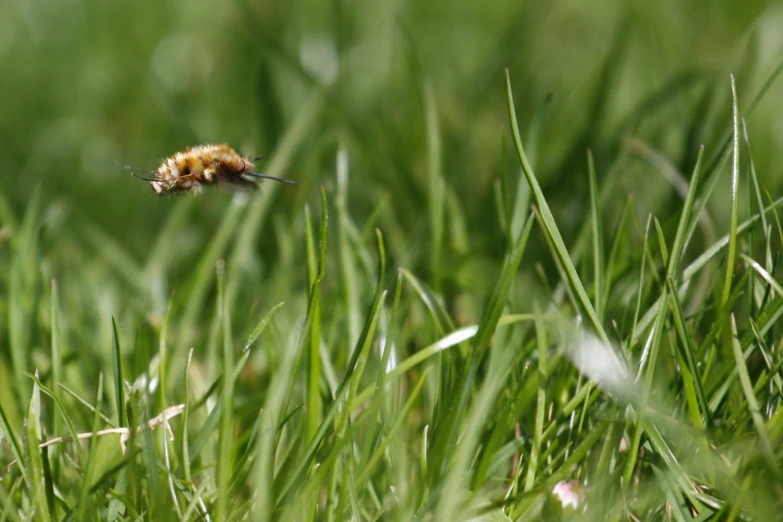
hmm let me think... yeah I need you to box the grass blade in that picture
[720,75,740,309]
[523,304,547,492]
[587,150,604,319]
[25,375,50,522]
[729,315,777,471]
[111,317,126,428]
[344,229,386,426]
[305,202,322,442]
[75,373,104,521]
[424,82,445,291]
[505,68,609,345]
[216,259,234,520]
[0,399,25,481]
[49,279,62,483]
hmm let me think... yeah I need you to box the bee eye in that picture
[183,166,190,175]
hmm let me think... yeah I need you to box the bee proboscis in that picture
[119,143,298,195]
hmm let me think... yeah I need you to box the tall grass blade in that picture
[25,376,50,522]
[216,259,234,520]
[720,75,740,309]
[587,150,604,319]
[505,69,609,345]
[111,317,126,428]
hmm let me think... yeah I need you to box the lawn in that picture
[1,1,783,520]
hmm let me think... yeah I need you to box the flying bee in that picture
[118,143,298,195]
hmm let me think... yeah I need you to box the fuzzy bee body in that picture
[121,143,297,195]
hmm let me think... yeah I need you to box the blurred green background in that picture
[2,2,783,517]
[1,0,782,364]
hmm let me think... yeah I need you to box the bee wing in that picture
[116,161,160,182]
[215,175,258,192]
[243,172,299,186]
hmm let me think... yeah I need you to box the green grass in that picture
[3,2,783,520]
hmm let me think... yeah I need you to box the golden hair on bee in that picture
[118,143,298,195]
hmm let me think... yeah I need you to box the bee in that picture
[118,143,298,195]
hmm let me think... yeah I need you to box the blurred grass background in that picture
[2,0,782,341]
[2,0,783,519]
[3,0,782,250]
[2,0,781,319]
